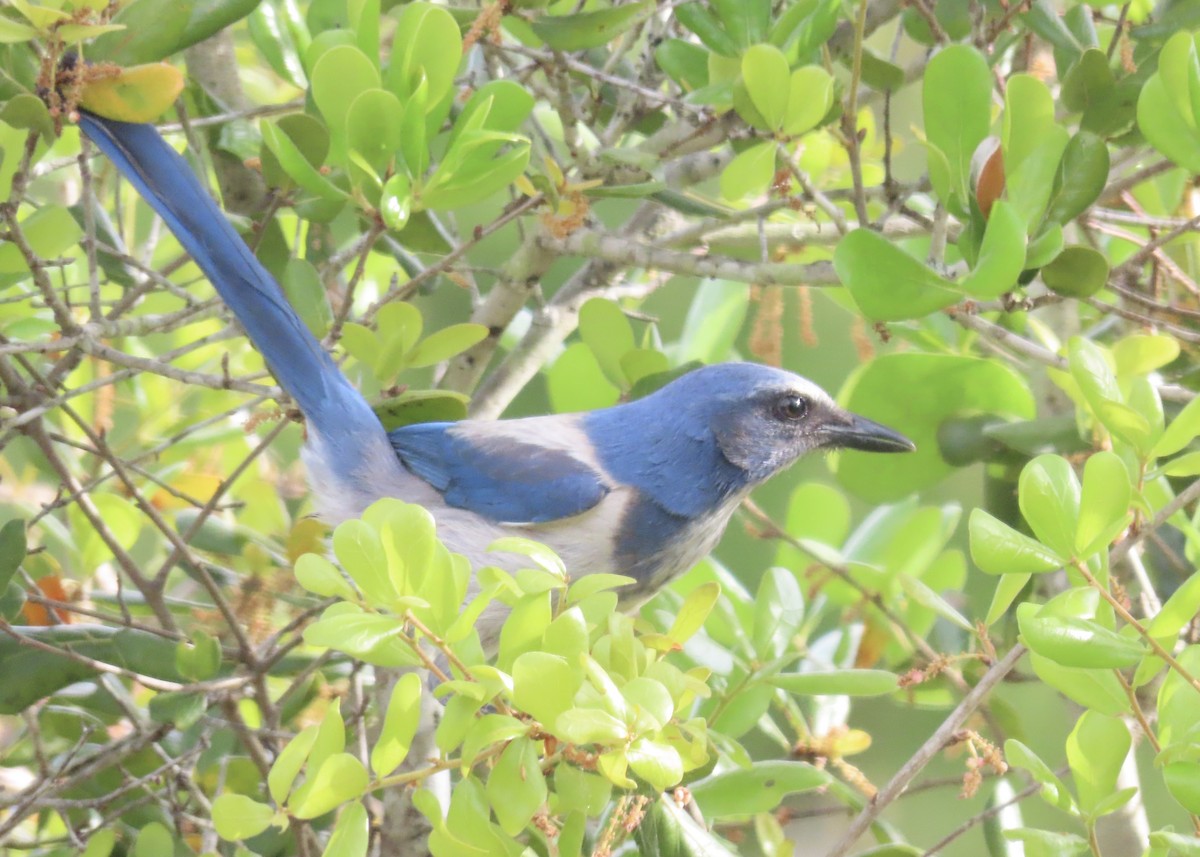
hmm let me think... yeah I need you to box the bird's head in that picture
[658,364,915,484]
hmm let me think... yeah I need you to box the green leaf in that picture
[1029,651,1130,716]
[304,609,404,657]
[1026,223,1064,269]
[969,509,1064,575]
[372,672,422,776]
[332,518,395,606]
[1041,245,1109,298]
[547,343,621,413]
[269,724,319,805]
[211,793,275,841]
[1137,32,1200,173]
[292,753,369,819]
[851,48,905,93]
[281,258,334,337]
[1075,451,1130,555]
[0,206,84,273]
[386,2,462,105]
[1019,454,1080,557]
[1165,762,1200,813]
[460,714,530,768]
[1150,569,1200,641]
[322,802,369,857]
[655,38,710,91]
[690,761,831,818]
[1154,394,1200,458]
[513,651,580,727]
[753,566,805,660]
[81,828,116,857]
[719,140,776,199]
[294,553,357,600]
[133,823,175,857]
[1045,132,1110,226]
[1066,711,1130,815]
[834,228,959,321]
[346,88,404,173]
[923,44,992,211]
[783,65,834,135]
[0,19,37,43]
[667,581,720,646]
[91,0,262,65]
[986,572,1031,625]
[1003,73,1070,229]
[675,2,739,56]
[311,44,380,141]
[1004,829,1090,856]
[0,520,25,593]
[580,298,636,388]
[407,324,489,368]
[741,44,790,131]
[531,1,655,51]
[959,200,1026,297]
[555,707,628,745]
[771,669,898,697]
[898,572,974,631]
[1113,333,1180,378]
[1018,605,1145,669]
[1004,739,1076,813]
[175,631,221,681]
[260,120,348,202]
[677,279,750,364]
[627,738,684,791]
[486,737,547,835]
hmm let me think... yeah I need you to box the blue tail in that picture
[77,112,382,461]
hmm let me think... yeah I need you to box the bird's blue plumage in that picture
[390,421,608,523]
[77,111,914,609]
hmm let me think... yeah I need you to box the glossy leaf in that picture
[322,802,369,857]
[741,44,790,131]
[771,669,898,697]
[834,228,958,321]
[923,44,992,211]
[0,206,84,274]
[531,1,655,51]
[1066,711,1130,815]
[292,753,369,819]
[1041,245,1109,298]
[211,793,275,841]
[959,200,1026,297]
[372,672,422,776]
[690,762,831,818]
[1018,454,1080,557]
[1075,451,1130,555]
[486,737,547,835]
[969,509,1064,575]
[1018,605,1145,669]
[719,140,776,200]
[269,725,319,805]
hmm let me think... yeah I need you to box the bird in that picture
[77,111,914,632]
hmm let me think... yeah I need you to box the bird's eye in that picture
[775,394,809,421]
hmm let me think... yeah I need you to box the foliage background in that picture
[0,0,1199,855]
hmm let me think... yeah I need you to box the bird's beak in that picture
[821,411,916,453]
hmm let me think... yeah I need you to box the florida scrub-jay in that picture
[76,112,914,625]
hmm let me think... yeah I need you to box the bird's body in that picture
[78,112,913,615]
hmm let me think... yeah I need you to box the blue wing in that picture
[390,422,610,524]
